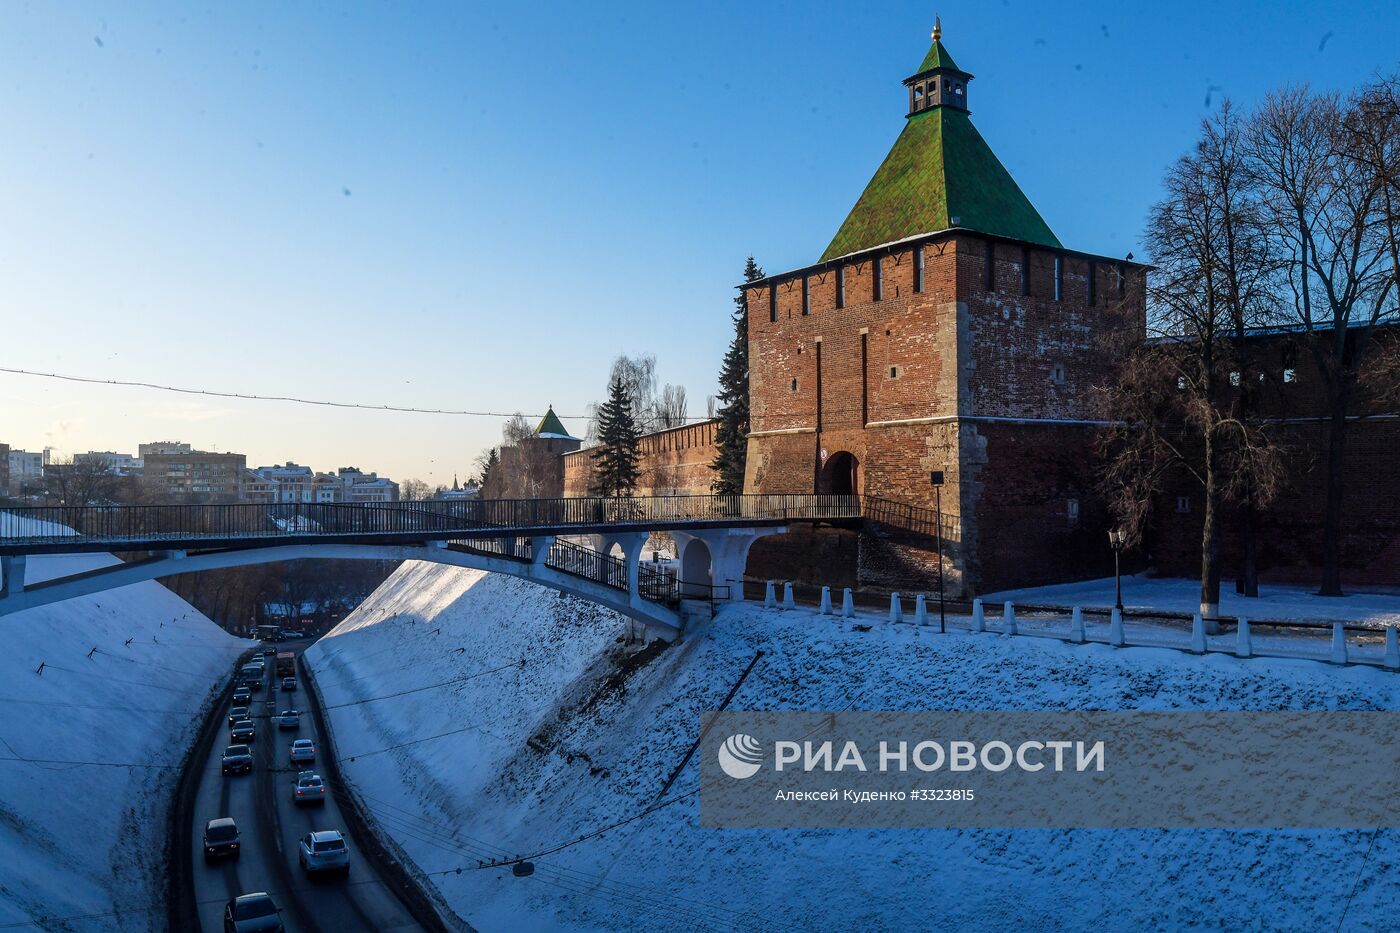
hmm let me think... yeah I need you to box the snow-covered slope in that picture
[308,562,1400,932]
[0,515,244,930]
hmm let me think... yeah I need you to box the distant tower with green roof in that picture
[740,19,1146,597]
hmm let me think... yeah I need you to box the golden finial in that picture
[932,16,942,41]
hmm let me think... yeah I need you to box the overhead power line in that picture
[0,365,715,423]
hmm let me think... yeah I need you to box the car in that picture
[227,706,250,728]
[298,830,349,874]
[280,677,297,692]
[232,687,251,705]
[293,771,327,805]
[221,744,253,775]
[223,892,283,932]
[262,646,277,656]
[203,817,241,861]
[278,629,300,641]
[230,719,256,743]
[276,710,300,730]
[289,739,315,765]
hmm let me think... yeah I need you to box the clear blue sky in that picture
[2,1,1396,484]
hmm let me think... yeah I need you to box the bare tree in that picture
[1101,105,1284,622]
[1248,77,1400,594]
[399,477,431,501]
[41,455,119,506]
[653,384,689,430]
[588,355,658,439]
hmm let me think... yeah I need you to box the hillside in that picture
[0,517,244,931]
[307,561,1400,932]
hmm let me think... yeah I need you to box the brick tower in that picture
[743,22,1147,595]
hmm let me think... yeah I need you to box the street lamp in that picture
[931,471,946,633]
[1107,527,1127,612]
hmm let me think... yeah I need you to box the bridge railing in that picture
[446,535,680,606]
[0,494,862,548]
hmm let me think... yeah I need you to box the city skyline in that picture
[2,0,1397,483]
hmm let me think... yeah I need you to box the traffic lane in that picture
[266,673,426,932]
[192,677,316,933]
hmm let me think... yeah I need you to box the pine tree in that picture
[476,447,499,497]
[590,375,641,497]
[711,256,763,494]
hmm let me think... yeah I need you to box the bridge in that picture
[0,495,864,636]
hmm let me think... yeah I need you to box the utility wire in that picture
[0,365,716,423]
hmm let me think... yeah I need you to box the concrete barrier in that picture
[1330,623,1348,665]
[971,598,985,633]
[1190,613,1207,654]
[1235,618,1252,658]
[1109,608,1125,647]
[915,594,928,626]
[1002,602,1017,636]
[782,582,796,610]
[819,586,832,615]
[1069,606,1084,644]
[841,588,855,619]
[1387,627,1400,670]
[890,593,903,624]
[763,581,776,609]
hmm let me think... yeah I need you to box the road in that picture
[188,645,427,932]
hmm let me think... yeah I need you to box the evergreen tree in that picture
[476,447,499,497]
[590,375,641,497]
[711,256,763,494]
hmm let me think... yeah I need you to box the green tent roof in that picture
[915,38,960,74]
[820,106,1061,262]
[534,406,574,438]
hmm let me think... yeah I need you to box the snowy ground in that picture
[988,573,1400,626]
[308,562,1400,932]
[0,515,245,931]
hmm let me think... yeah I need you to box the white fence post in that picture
[1109,607,1125,647]
[971,598,985,633]
[1330,622,1348,665]
[1386,627,1400,670]
[782,582,796,610]
[764,581,776,609]
[1235,618,1252,658]
[890,593,903,624]
[1002,602,1017,636]
[841,588,855,619]
[915,594,928,626]
[819,586,832,615]
[1069,606,1085,644]
[1190,613,1207,654]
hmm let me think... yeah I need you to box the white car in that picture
[276,710,300,730]
[289,739,315,765]
[298,830,349,874]
[293,771,327,805]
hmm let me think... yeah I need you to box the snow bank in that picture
[989,574,1400,626]
[309,562,1400,932]
[0,515,244,931]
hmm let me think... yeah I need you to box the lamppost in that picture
[931,471,946,633]
[1108,527,1127,612]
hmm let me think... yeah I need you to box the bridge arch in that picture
[0,541,685,637]
[679,538,712,598]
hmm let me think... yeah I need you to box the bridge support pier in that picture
[0,554,25,601]
[588,533,648,612]
[529,536,555,567]
[671,527,785,604]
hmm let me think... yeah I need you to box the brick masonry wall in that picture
[1151,418,1400,588]
[743,233,1146,594]
[562,419,721,497]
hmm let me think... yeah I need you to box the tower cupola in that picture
[903,18,973,116]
